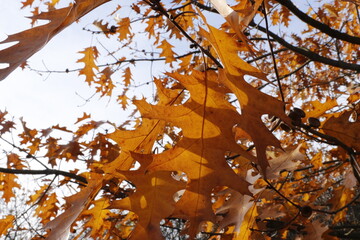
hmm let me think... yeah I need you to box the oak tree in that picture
[0,0,360,239]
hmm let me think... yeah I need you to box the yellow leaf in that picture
[109,171,185,240]
[157,40,177,64]
[96,67,115,96]
[0,215,14,237]
[132,70,254,236]
[122,67,132,86]
[77,47,99,85]
[117,17,132,40]
[117,94,128,110]
[75,113,91,124]
[0,173,21,202]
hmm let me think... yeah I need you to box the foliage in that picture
[0,0,360,239]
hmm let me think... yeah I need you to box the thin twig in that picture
[0,136,48,169]
[262,1,284,102]
[145,0,223,68]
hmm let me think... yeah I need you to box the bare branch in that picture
[250,21,360,71]
[275,0,360,45]
[0,167,88,184]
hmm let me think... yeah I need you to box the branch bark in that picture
[250,21,360,71]
[192,1,360,71]
[275,0,360,45]
[0,168,88,184]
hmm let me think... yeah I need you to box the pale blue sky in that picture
[0,1,144,129]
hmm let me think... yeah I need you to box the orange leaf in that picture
[77,47,99,85]
[7,153,26,170]
[96,67,115,96]
[122,67,132,86]
[81,198,112,238]
[75,113,91,124]
[133,70,253,236]
[117,17,132,41]
[45,174,102,240]
[266,144,305,179]
[323,110,360,151]
[0,0,110,81]
[117,94,129,110]
[157,40,177,64]
[109,170,185,240]
[199,23,291,176]
[75,120,104,137]
[0,215,14,237]
[21,0,34,8]
[35,192,59,225]
[0,173,21,202]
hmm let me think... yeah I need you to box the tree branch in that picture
[262,1,285,102]
[145,0,223,68]
[249,21,360,71]
[247,48,288,63]
[26,51,201,74]
[275,0,360,45]
[192,0,360,71]
[0,168,88,184]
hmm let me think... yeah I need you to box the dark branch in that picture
[262,1,285,102]
[249,21,360,71]
[275,0,360,45]
[247,48,288,63]
[193,0,360,71]
[145,0,223,68]
[0,167,88,184]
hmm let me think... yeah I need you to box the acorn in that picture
[293,107,306,118]
[308,117,321,128]
[109,25,117,33]
[288,111,301,121]
[300,205,312,218]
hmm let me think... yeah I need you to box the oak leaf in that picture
[35,192,59,225]
[74,113,91,124]
[322,110,360,151]
[117,17,132,41]
[0,173,20,202]
[302,220,329,240]
[0,0,110,81]
[0,154,23,202]
[117,94,129,110]
[266,144,305,179]
[21,0,34,8]
[81,198,113,238]
[200,24,291,176]
[109,170,185,240]
[97,66,115,96]
[0,215,14,236]
[215,170,262,237]
[122,66,132,87]
[77,46,99,85]
[209,0,262,50]
[157,40,177,64]
[45,174,102,240]
[133,70,254,236]
[105,79,182,173]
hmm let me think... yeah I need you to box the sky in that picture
[0,0,314,130]
[0,1,145,130]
